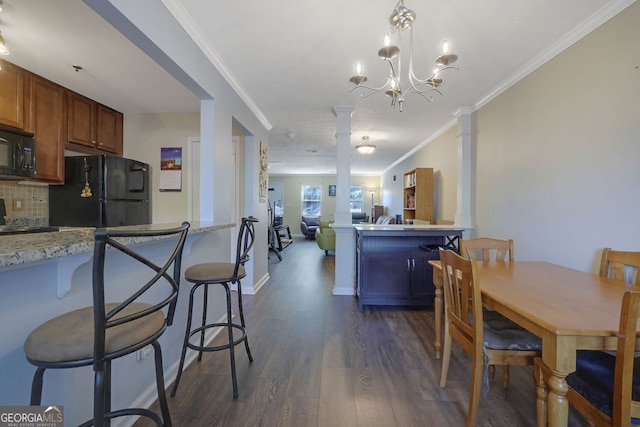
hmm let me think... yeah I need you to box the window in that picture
[350,185,364,212]
[302,185,321,215]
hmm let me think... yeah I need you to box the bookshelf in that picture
[403,168,434,224]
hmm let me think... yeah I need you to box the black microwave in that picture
[0,125,35,179]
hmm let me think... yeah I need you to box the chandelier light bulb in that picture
[384,33,391,47]
[355,62,363,75]
[442,40,449,54]
[0,32,8,56]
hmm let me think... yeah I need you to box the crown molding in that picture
[161,0,272,131]
[474,0,636,110]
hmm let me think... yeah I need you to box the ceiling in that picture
[1,0,630,175]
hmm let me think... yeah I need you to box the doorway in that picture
[268,183,283,226]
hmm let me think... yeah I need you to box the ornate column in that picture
[453,107,473,229]
[332,106,356,296]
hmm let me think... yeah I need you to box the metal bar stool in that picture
[171,216,258,399]
[23,222,190,427]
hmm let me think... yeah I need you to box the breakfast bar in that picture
[0,222,236,426]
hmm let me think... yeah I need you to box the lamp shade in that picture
[356,136,376,154]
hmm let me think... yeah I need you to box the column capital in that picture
[453,106,474,117]
[332,106,354,117]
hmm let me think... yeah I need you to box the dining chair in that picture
[171,216,258,399]
[439,249,541,427]
[535,290,640,427]
[599,248,640,285]
[24,222,190,427]
[460,237,514,262]
[459,237,532,389]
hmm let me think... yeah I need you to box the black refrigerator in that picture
[49,155,150,227]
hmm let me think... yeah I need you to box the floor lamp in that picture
[369,190,375,222]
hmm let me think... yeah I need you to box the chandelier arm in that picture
[410,65,459,84]
[348,77,396,93]
[404,84,443,100]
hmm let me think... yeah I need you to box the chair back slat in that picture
[91,222,190,365]
[439,249,483,355]
[612,291,640,426]
[460,237,514,262]
[233,217,259,280]
[600,248,640,285]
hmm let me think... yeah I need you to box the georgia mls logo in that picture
[0,405,64,427]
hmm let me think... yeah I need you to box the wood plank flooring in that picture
[135,237,588,426]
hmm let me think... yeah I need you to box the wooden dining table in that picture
[429,259,637,427]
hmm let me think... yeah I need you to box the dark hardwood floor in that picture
[136,237,588,426]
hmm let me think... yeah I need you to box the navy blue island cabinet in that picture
[355,225,464,311]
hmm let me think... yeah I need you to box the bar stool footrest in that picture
[187,322,248,352]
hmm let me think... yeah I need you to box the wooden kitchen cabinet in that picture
[27,74,66,183]
[0,59,27,130]
[96,103,123,154]
[403,168,434,224]
[67,91,122,155]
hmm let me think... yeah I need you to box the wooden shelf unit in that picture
[403,168,434,224]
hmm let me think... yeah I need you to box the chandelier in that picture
[348,0,458,112]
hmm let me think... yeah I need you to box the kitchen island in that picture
[0,222,238,426]
[354,224,465,311]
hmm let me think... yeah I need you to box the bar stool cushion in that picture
[24,302,164,363]
[185,262,246,283]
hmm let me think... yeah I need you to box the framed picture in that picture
[259,141,267,203]
[328,185,336,197]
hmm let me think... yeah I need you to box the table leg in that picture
[546,371,569,427]
[534,358,548,427]
[432,267,444,359]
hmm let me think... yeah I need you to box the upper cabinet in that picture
[0,59,27,130]
[0,59,124,183]
[67,92,123,155]
[27,74,66,183]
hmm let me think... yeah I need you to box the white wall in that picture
[382,2,640,273]
[99,0,271,290]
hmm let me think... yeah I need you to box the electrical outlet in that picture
[136,346,152,361]
[13,198,24,211]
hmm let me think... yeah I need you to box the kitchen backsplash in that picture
[0,182,48,226]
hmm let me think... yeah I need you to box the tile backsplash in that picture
[0,181,48,226]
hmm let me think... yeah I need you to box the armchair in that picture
[300,215,320,239]
[316,221,335,256]
[351,212,369,224]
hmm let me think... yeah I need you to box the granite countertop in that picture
[0,221,233,268]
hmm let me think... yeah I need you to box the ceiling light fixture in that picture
[0,31,9,55]
[348,0,459,112]
[356,136,376,154]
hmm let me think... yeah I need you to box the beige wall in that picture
[268,175,381,233]
[381,126,458,224]
[123,112,200,224]
[473,2,639,271]
[383,2,640,273]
